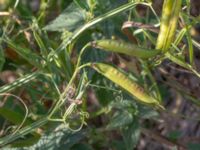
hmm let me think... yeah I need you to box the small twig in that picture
[141,128,187,150]
[0,12,10,16]
[158,67,200,107]
[166,62,193,74]
[121,21,138,43]
[1,10,32,43]
[122,21,159,34]
[178,137,200,143]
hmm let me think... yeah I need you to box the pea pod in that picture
[91,39,160,59]
[91,63,164,109]
[156,0,182,52]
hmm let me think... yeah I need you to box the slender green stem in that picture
[63,103,76,119]
[48,2,149,58]
[48,69,78,118]
[0,43,92,146]
[166,52,200,78]
[48,44,91,118]
[48,63,92,118]
[0,118,48,146]
[76,43,91,67]
[0,72,40,94]
[143,61,161,102]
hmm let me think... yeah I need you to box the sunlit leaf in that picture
[107,111,133,129]
[122,119,140,150]
[43,3,87,32]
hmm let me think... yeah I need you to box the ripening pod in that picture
[91,62,164,109]
[156,0,182,52]
[91,39,160,59]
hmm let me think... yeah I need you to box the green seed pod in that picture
[156,0,182,52]
[91,39,160,59]
[91,63,163,109]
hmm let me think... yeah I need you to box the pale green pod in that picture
[91,39,160,59]
[156,0,182,52]
[91,63,163,108]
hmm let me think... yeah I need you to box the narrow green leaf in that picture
[33,30,48,57]
[5,39,43,69]
[192,39,200,50]
[166,52,200,78]
[184,0,193,64]
[173,28,186,46]
[166,52,191,70]
[0,107,31,125]
[142,30,157,45]
[186,28,194,65]
[11,133,41,147]
[0,45,5,71]
[74,0,90,11]
[0,72,39,94]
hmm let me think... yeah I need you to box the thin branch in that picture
[0,12,10,16]
[141,128,187,150]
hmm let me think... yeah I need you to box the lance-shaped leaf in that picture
[43,3,87,32]
[5,39,43,69]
